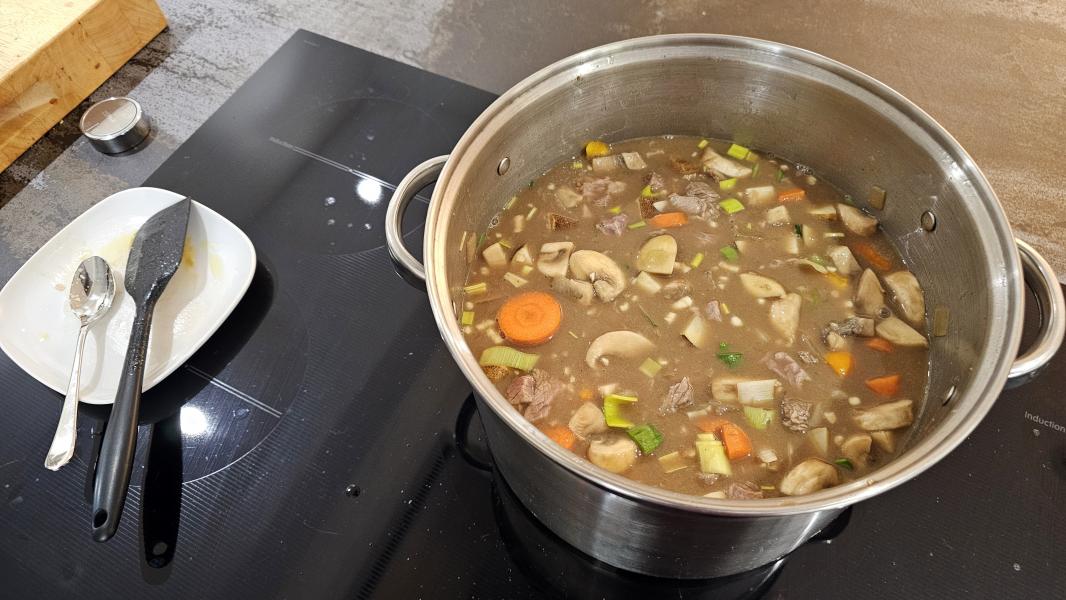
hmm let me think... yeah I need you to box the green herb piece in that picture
[743,406,774,430]
[479,346,539,371]
[809,254,827,267]
[719,178,738,191]
[568,330,579,339]
[697,139,710,149]
[719,246,739,261]
[503,196,517,210]
[641,185,655,198]
[528,180,535,188]
[637,304,659,328]
[608,205,622,214]
[716,342,743,368]
[603,393,638,428]
[835,458,855,471]
[719,198,745,214]
[726,143,750,160]
[696,438,732,475]
[628,220,647,230]
[463,282,488,295]
[526,206,538,219]
[627,424,664,454]
[775,169,785,182]
[476,232,486,248]
[793,224,803,237]
[751,162,760,177]
[571,161,585,170]
[690,252,705,268]
[638,357,662,378]
[460,311,475,326]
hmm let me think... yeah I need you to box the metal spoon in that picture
[44,257,116,471]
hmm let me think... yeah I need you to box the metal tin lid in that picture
[79,97,150,154]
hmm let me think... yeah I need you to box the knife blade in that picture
[91,197,191,542]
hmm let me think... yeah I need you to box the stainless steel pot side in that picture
[385,34,1064,578]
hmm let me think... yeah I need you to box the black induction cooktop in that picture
[1,30,1063,599]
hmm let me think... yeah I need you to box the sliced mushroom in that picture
[555,186,584,209]
[711,376,782,403]
[586,331,656,368]
[837,204,878,236]
[739,272,786,298]
[825,331,847,351]
[780,459,839,496]
[854,268,885,315]
[840,434,873,468]
[876,316,928,347]
[588,434,639,473]
[569,401,608,439]
[569,250,627,302]
[769,292,802,344]
[854,399,914,430]
[537,241,575,278]
[701,147,752,178]
[883,271,925,325]
[869,430,896,453]
[637,234,678,275]
[551,277,594,305]
[827,245,861,276]
[511,244,534,266]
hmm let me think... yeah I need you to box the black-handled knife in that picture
[91,198,191,542]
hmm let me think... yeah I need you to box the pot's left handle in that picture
[385,155,449,282]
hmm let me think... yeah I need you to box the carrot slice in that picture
[497,291,562,347]
[541,425,576,450]
[865,374,901,397]
[777,188,806,203]
[825,351,853,377]
[648,211,688,228]
[695,418,752,460]
[852,242,891,271]
[865,337,894,353]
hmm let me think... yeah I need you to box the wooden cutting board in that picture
[0,0,166,171]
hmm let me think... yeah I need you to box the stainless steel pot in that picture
[385,34,1065,578]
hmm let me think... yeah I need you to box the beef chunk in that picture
[685,181,719,203]
[643,171,667,193]
[705,300,722,322]
[577,176,625,206]
[548,213,578,230]
[667,194,707,215]
[761,352,811,389]
[505,369,563,423]
[727,482,765,500]
[659,377,694,415]
[780,397,813,432]
[596,214,629,236]
[662,281,692,301]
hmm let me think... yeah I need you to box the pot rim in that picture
[424,33,1023,517]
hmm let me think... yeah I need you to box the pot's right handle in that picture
[1009,239,1065,379]
[385,155,449,282]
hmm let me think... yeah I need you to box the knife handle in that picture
[92,303,154,542]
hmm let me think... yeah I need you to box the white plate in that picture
[0,187,256,404]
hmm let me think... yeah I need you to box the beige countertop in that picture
[2,0,1064,279]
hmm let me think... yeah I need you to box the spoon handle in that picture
[44,323,89,471]
[91,304,154,542]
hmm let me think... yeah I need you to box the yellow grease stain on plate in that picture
[98,231,136,266]
[181,237,196,268]
[208,253,224,279]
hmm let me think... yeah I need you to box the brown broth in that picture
[459,136,928,499]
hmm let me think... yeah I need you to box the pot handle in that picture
[1009,239,1065,379]
[385,155,449,282]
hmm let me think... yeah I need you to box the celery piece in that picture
[835,458,855,471]
[572,161,585,170]
[502,272,528,288]
[460,311,475,326]
[751,162,760,178]
[641,185,655,198]
[603,393,638,428]
[726,143,750,160]
[697,139,710,149]
[690,252,705,268]
[696,438,732,475]
[775,169,785,182]
[638,357,662,378]
[743,406,774,430]
[503,196,517,210]
[719,178,738,191]
[627,424,664,454]
[657,451,689,473]
[719,246,739,261]
[719,198,745,214]
[479,346,539,371]
[608,205,622,214]
[628,220,647,230]
[463,282,488,295]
